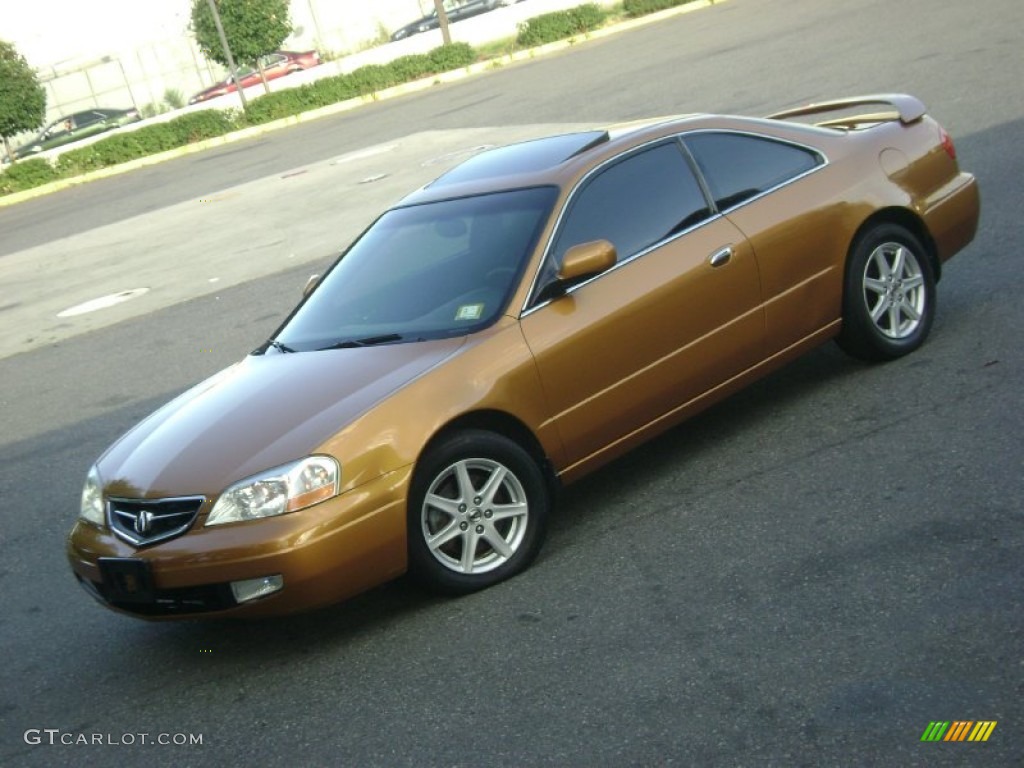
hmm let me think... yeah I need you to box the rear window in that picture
[683,132,823,210]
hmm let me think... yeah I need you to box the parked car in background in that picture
[391,0,510,41]
[67,94,978,620]
[8,108,141,161]
[188,50,322,104]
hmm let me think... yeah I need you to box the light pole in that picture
[306,0,326,50]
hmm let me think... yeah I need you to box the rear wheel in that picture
[408,430,549,595]
[837,224,936,361]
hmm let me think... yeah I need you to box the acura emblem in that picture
[135,510,154,535]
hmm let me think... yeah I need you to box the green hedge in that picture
[0,43,477,196]
[427,42,476,72]
[0,0,725,198]
[623,0,701,17]
[1,0,725,200]
[54,110,242,174]
[516,4,607,47]
[0,158,60,195]
[186,43,476,127]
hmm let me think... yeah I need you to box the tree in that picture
[0,40,46,164]
[190,0,293,95]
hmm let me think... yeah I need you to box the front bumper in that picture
[67,467,412,619]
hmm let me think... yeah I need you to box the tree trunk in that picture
[257,60,271,94]
[433,0,452,45]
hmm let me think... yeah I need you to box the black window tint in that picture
[553,141,710,264]
[275,187,557,350]
[73,111,104,128]
[684,133,822,210]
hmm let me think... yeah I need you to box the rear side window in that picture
[683,132,822,211]
[553,141,710,264]
[76,111,108,127]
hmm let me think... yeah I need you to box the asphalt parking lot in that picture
[1,0,1021,765]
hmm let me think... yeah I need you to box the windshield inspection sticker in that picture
[455,303,484,321]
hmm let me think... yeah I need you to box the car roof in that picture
[396,113,840,208]
[426,130,610,189]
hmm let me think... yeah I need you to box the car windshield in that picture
[273,186,558,351]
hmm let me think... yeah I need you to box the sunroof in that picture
[430,130,608,188]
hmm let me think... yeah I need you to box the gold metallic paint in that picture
[68,101,980,618]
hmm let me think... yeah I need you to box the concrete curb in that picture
[0,0,720,208]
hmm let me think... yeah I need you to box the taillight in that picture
[938,126,956,160]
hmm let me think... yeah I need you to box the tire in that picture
[837,223,936,361]
[408,430,549,595]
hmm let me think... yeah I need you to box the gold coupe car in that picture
[68,94,979,619]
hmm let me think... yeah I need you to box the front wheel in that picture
[408,430,549,595]
[837,224,936,361]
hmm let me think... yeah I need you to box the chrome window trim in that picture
[519,129,829,317]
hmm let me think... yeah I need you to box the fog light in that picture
[230,575,284,604]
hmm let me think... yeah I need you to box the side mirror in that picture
[302,274,320,297]
[535,240,617,304]
[557,239,617,284]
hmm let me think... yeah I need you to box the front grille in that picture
[108,496,204,547]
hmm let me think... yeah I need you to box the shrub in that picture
[166,110,239,143]
[389,53,433,82]
[313,73,360,104]
[139,102,166,119]
[349,64,398,95]
[0,157,59,194]
[623,0,700,17]
[243,42,478,124]
[516,4,607,47]
[88,133,147,166]
[427,43,476,72]
[245,86,326,125]
[54,146,106,176]
[53,110,240,175]
[2,41,482,192]
[163,88,186,110]
[129,123,186,154]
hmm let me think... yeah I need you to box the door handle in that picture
[708,246,733,267]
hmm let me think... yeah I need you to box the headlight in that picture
[206,456,340,526]
[80,466,105,525]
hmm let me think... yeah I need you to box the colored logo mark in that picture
[920,721,997,742]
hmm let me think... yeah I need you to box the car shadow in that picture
[548,340,866,537]
[109,340,869,660]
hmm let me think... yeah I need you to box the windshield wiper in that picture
[253,339,296,355]
[320,333,403,350]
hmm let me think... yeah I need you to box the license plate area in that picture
[99,557,155,603]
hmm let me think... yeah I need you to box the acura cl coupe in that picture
[67,94,980,619]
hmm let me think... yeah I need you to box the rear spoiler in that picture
[766,94,927,128]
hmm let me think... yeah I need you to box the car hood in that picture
[97,338,465,498]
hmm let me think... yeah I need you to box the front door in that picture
[520,140,765,474]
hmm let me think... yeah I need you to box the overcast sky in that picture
[6,0,193,67]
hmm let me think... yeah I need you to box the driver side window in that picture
[551,141,710,268]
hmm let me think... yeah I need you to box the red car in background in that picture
[188,50,321,104]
